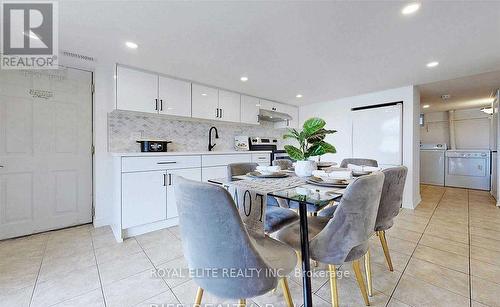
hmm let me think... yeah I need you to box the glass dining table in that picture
[208,175,346,307]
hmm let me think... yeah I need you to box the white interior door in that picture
[352,104,403,167]
[0,68,93,239]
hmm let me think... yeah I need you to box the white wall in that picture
[300,86,421,209]
[421,109,491,149]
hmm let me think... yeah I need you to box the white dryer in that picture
[445,149,491,190]
[420,143,447,186]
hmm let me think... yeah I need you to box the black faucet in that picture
[208,126,219,151]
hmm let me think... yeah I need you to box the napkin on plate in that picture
[256,165,281,174]
[347,164,381,172]
[312,169,352,180]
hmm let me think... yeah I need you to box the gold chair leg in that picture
[352,260,370,306]
[296,250,301,263]
[328,264,339,307]
[238,299,246,307]
[280,278,294,307]
[364,250,373,297]
[378,230,394,271]
[194,287,204,306]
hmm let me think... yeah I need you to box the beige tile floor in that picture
[1,185,500,307]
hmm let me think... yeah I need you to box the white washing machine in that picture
[420,143,447,186]
[445,149,491,190]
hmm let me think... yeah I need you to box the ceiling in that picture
[58,1,500,105]
[419,70,500,113]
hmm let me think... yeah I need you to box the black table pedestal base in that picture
[298,201,313,307]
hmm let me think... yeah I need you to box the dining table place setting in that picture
[246,165,290,178]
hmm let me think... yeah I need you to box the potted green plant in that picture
[283,117,337,177]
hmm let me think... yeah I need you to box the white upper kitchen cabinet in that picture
[259,99,283,112]
[218,90,241,122]
[158,76,192,117]
[241,95,260,125]
[275,104,299,129]
[192,84,219,120]
[116,66,159,113]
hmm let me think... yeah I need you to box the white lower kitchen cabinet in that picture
[111,151,270,241]
[202,166,228,182]
[166,168,201,219]
[122,170,167,229]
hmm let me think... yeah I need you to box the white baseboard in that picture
[402,195,421,210]
[121,218,179,239]
[92,217,109,228]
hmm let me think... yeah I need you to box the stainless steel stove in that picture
[249,137,292,162]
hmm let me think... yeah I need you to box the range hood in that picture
[258,109,293,122]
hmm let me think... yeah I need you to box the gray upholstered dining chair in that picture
[339,158,378,168]
[227,162,259,181]
[174,177,296,306]
[364,166,407,296]
[227,163,299,233]
[276,172,385,307]
[272,159,293,170]
[373,166,408,271]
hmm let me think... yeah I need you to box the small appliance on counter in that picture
[136,139,172,152]
[234,135,249,151]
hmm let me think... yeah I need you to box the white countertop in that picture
[111,150,272,157]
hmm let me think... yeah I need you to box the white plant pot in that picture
[295,160,317,177]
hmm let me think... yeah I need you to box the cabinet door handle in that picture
[163,173,167,186]
[168,173,172,186]
[160,99,163,111]
[220,108,223,118]
[155,99,158,111]
[157,161,177,165]
[216,108,219,118]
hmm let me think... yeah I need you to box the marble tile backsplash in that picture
[108,110,291,152]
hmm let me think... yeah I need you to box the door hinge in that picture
[91,145,95,155]
[91,83,95,94]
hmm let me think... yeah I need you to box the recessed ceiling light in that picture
[426,61,439,68]
[125,41,138,49]
[402,2,421,15]
[240,76,248,82]
[422,104,430,109]
[296,94,303,98]
[201,93,207,96]
[256,104,261,107]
